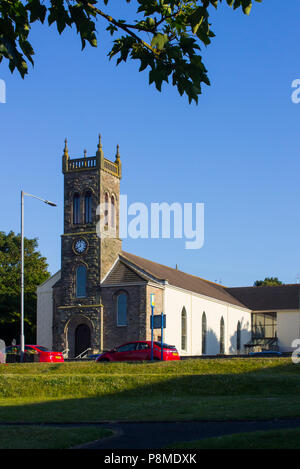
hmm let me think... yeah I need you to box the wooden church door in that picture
[75,324,91,357]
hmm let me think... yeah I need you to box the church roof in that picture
[120,251,248,309]
[102,258,147,285]
[119,252,300,311]
[226,284,300,311]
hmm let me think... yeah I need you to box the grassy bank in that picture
[170,427,300,449]
[1,358,300,423]
[0,425,112,449]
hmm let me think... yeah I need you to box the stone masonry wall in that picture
[100,283,147,351]
[145,284,165,342]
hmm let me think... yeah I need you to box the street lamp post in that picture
[20,191,57,362]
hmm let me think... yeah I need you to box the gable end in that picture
[101,260,147,286]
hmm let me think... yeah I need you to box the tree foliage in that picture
[254,277,283,287]
[0,231,50,345]
[0,0,262,103]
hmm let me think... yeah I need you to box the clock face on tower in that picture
[74,238,87,254]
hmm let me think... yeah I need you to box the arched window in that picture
[73,193,80,225]
[237,321,241,353]
[111,195,115,228]
[181,307,187,351]
[117,293,127,326]
[220,316,225,354]
[76,265,87,298]
[104,192,109,229]
[84,191,92,224]
[202,312,207,355]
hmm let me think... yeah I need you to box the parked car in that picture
[87,353,101,360]
[6,345,64,363]
[249,350,282,357]
[96,341,180,362]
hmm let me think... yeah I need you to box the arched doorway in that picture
[75,324,91,357]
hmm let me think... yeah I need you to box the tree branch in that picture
[86,3,160,57]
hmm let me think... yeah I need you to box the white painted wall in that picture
[163,285,252,356]
[36,271,61,350]
[277,311,300,352]
[226,306,251,354]
[37,271,300,355]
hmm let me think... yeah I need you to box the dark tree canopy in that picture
[0,231,50,345]
[254,277,283,287]
[0,0,262,103]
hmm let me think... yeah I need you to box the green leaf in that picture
[0,0,263,105]
[242,0,252,15]
[151,33,169,51]
[25,0,47,23]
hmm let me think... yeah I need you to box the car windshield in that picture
[6,346,20,352]
[154,342,176,349]
[33,346,49,352]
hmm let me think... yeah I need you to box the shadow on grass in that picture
[1,359,300,423]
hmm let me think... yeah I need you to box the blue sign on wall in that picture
[150,314,166,329]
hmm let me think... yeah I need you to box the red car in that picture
[96,341,180,362]
[6,345,64,363]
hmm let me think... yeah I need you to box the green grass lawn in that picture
[169,427,300,449]
[0,425,112,449]
[1,358,300,423]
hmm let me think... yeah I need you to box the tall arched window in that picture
[181,307,187,351]
[104,192,109,229]
[76,265,87,298]
[117,293,127,326]
[111,195,115,229]
[237,321,241,353]
[220,316,225,354]
[202,312,207,355]
[73,193,80,224]
[84,191,92,224]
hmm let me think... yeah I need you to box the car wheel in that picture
[99,358,110,362]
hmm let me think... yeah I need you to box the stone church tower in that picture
[37,135,260,359]
[52,136,122,357]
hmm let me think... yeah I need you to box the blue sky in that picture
[1,0,300,287]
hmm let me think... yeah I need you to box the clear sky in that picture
[1,0,300,287]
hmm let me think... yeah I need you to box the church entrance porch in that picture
[64,315,94,358]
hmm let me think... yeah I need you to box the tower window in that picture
[84,191,92,224]
[104,192,109,229]
[73,193,80,225]
[111,196,115,228]
[76,265,87,298]
[117,293,127,326]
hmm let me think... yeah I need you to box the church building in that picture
[37,136,300,358]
